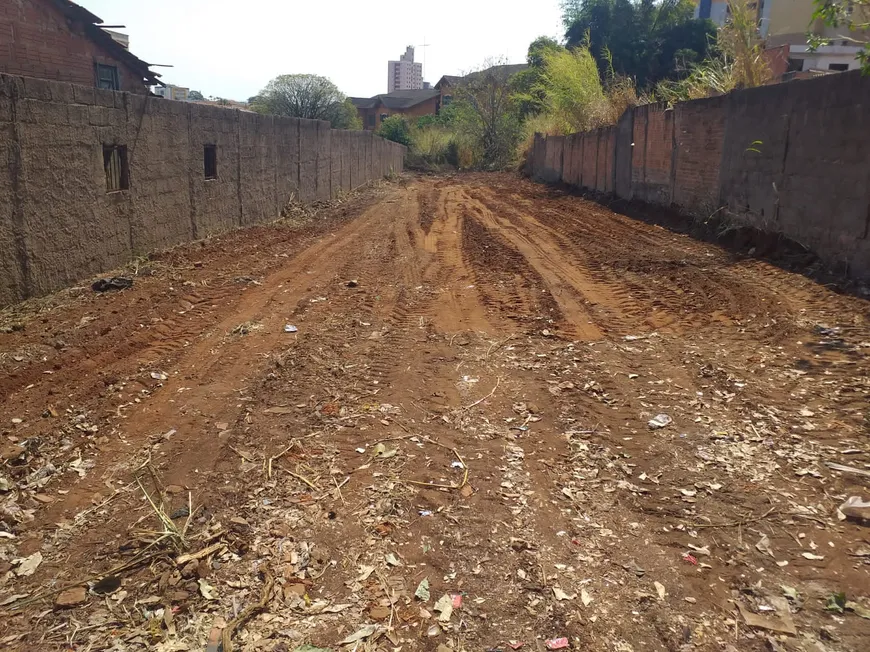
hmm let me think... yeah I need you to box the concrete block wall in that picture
[528,70,870,280]
[0,73,405,306]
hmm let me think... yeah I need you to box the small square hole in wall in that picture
[103,144,129,192]
[204,144,217,179]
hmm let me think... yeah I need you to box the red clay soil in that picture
[0,173,868,652]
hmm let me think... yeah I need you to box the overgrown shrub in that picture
[378,115,412,147]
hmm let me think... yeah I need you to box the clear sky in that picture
[79,0,565,100]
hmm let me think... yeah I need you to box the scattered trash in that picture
[846,601,870,620]
[415,578,430,602]
[825,592,847,613]
[284,324,298,333]
[838,496,870,521]
[801,552,825,561]
[552,587,575,601]
[434,593,453,622]
[426,624,441,637]
[14,551,42,576]
[346,280,359,288]
[648,414,673,430]
[197,579,219,601]
[508,642,524,650]
[92,575,122,595]
[92,277,133,292]
[451,593,463,609]
[384,552,401,567]
[736,599,796,635]
[781,585,799,601]
[339,624,378,645]
[419,510,433,517]
[682,553,698,565]
[580,589,593,607]
[373,442,397,459]
[150,371,169,381]
[546,637,570,650]
[654,581,666,600]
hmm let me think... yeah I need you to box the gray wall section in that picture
[719,75,870,275]
[0,73,405,307]
[527,70,870,280]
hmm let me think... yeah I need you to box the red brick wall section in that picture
[0,0,147,93]
[642,104,674,203]
[672,95,727,215]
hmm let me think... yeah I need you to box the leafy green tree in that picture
[378,115,412,146]
[251,74,360,129]
[511,37,567,117]
[811,0,870,72]
[188,90,205,101]
[564,0,716,87]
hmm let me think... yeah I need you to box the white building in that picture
[388,46,423,93]
[152,84,190,101]
[693,0,865,73]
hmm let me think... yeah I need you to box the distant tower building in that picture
[388,46,423,92]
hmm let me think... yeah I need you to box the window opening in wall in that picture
[367,114,375,127]
[204,144,217,179]
[103,145,129,192]
[96,63,120,90]
[828,63,849,71]
[380,113,389,123]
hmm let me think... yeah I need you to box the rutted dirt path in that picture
[1,174,869,652]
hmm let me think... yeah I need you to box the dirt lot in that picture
[1,173,869,652]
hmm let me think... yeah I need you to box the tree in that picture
[811,0,870,72]
[657,0,774,102]
[563,0,716,88]
[451,58,524,167]
[251,74,360,129]
[511,37,567,117]
[378,115,412,146]
[533,46,610,132]
[188,90,205,101]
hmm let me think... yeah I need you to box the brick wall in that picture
[0,73,406,306]
[527,70,870,280]
[0,0,148,94]
[672,95,727,215]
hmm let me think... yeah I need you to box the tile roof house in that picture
[350,89,441,131]
[0,0,161,93]
[434,63,528,107]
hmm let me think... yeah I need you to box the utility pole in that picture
[417,37,431,83]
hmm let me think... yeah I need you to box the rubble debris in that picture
[54,586,87,608]
[13,552,42,577]
[838,496,870,521]
[648,414,673,430]
[736,599,797,635]
[91,277,133,292]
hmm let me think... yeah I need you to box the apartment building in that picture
[387,46,423,92]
